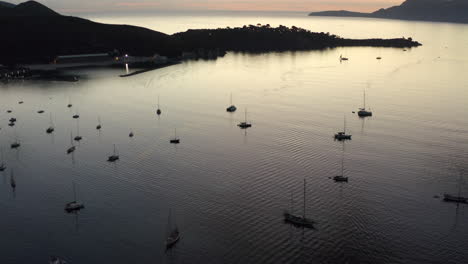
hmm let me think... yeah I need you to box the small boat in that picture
[67,97,72,108]
[0,148,6,172]
[18,101,23,104]
[37,110,45,114]
[283,179,315,228]
[165,210,181,249]
[107,144,119,162]
[74,120,82,141]
[7,110,12,113]
[72,109,80,119]
[46,113,55,134]
[339,55,349,61]
[8,122,15,127]
[443,172,467,204]
[334,115,351,141]
[11,130,20,149]
[9,117,17,123]
[226,93,237,112]
[96,116,102,130]
[49,256,67,264]
[67,133,76,154]
[129,131,134,137]
[357,90,373,117]
[156,95,162,115]
[10,169,16,189]
[443,194,467,203]
[376,57,382,60]
[170,129,180,144]
[64,182,84,212]
[333,148,348,182]
[238,109,252,129]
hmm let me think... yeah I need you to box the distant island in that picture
[0,1,421,66]
[309,0,468,24]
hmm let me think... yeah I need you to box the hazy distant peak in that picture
[309,0,468,24]
[0,0,15,8]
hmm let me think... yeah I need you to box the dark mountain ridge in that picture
[309,0,468,23]
[0,1,421,65]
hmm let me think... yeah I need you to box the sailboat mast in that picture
[73,182,77,202]
[230,93,233,105]
[303,179,306,219]
[245,109,247,123]
[344,115,346,134]
[290,191,294,214]
[341,145,345,176]
[158,95,160,108]
[458,172,462,198]
[113,144,116,155]
[363,90,366,109]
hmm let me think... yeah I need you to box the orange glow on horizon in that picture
[56,0,405,14]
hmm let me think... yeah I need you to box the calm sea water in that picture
[1,13,468,264]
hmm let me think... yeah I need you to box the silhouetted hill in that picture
[0,1,421,65]
[13,0,59,16]
[0,1,59,16]
[0,1,174,64]
[309,0,468,23]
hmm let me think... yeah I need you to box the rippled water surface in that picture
[1,13,468,264]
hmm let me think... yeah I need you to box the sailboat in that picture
[339,54,349,61]
[226,93,237,112]
[74,120,82,141]
[238,109,252,129]
[67,132,76,154]
[67,97,72,108]
[0,148,6,171]
[10,130,20,149]
[10,169,16,189]
[444,172,467,203]
[165,210,180,249]
[334,115,351,140]
[49,256,67,264]
[156,95,162,115]
[333,146,348,182]
[64,182,84,212]
[96,116,102,130]
[46,113,55,134]
[129,131,134,138]
[358,90,373,117]
[72,109,79,119]
[170,129,180,144]
[107,144,119,162]
[283,179,315,228]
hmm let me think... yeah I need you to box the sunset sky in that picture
[8,0,405,13]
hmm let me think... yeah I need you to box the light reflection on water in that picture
[1,15,468,264]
